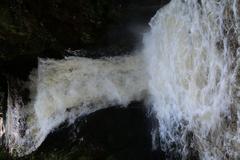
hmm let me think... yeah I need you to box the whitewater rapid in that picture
[5,55,147,156]
[144,0,240,159]
[3,0,240,159]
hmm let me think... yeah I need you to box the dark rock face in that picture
[22,102,165,160]
[0,0,170,79]
[1,102,165,160]
[0,0,170,62]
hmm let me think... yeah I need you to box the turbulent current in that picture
[3,0,240,159]
[5,56,147,156]
[144,0,240,159]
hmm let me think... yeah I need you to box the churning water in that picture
[144,0,240,159]
[3,0,240,159]
[5,55,147,156]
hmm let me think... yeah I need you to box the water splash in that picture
[4,0,240,159]
[143,0,240,159]
[0,115,4,143]
[5,55,147,156]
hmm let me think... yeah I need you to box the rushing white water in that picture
[5,55,147,156]
[143,0,240,159]
[0,115,4,142]
[4,0,240,159]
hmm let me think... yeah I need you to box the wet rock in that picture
[18,102,165,160]
[0,0,170,63]
[0,0,170,80]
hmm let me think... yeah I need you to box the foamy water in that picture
[3,0,240,159]
[5,55,147,156]
[144,0,240,159]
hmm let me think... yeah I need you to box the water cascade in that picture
[3,0,240,159]
[5,55,147,156]
[144,0,240,159]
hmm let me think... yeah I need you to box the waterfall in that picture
[5,55,147,156]
[143,0,240,159]
[3,0,240,159]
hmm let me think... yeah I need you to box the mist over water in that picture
[3,0,240,159]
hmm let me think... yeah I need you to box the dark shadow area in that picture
[17,102,166,160]
[0,0,171,80]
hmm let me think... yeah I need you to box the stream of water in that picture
[3,0,240,159]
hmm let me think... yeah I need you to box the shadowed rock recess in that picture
[0,0,170,160]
